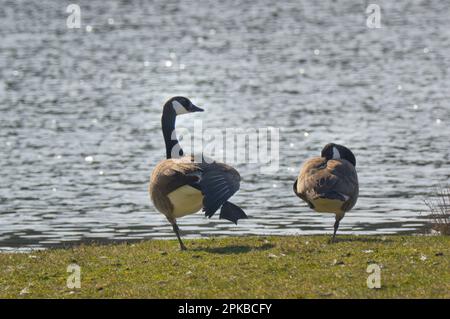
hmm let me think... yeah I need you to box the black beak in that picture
[191,104,204,112]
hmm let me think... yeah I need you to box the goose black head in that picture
[321,143,356,167]
[165,96,204,115]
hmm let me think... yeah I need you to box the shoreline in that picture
[0,229,434,253]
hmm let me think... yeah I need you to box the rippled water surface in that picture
[1,0,449,250]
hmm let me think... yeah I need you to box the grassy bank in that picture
[0,235,448,298]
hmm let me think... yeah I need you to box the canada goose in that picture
[293,143,358,242]
[149,96,247,250]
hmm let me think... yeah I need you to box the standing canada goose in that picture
[149,96,247,250]
[293,143,358,242]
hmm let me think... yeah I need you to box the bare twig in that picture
[424,186,450,235]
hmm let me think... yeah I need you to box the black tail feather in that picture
[219,201,248,225]
[293,179,297,194]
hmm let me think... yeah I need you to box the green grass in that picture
[0,236,448,298]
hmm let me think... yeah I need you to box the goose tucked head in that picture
[165,96,204,115]
[321,143,356,167]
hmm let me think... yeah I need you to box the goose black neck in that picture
[162,107,184,159]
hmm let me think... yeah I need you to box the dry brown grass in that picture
[424,186,450,235]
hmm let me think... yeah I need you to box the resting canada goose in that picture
[293,143,358,242]
[149,96,247,250]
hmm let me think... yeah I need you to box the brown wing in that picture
[149,156,202,219]
[294,157,358,212]
[149,155,242,220]
[198,162,241,217]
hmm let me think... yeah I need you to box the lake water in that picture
[0,0,449,250]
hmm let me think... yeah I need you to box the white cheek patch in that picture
[172,100,189,115]
[332,147,341,159]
